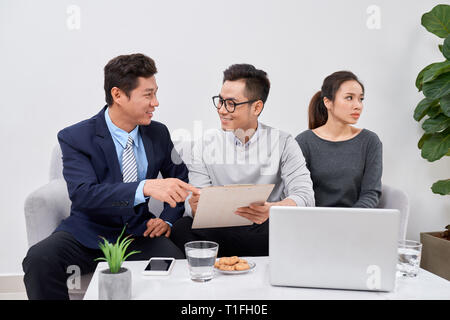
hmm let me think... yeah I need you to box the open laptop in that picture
[269,206,400,292]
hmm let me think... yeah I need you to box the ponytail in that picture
[308,91,328,129]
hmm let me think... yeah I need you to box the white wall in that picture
[0,0,448,274]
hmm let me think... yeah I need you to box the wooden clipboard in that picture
[192,184,275,229]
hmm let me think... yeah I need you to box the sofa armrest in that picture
[24,179,71,248]
[378,184,410,241]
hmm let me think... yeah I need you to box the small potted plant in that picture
[414,4,450,281]
[94,225,141,300]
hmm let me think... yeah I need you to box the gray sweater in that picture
[184,122,316,217]
[295,129,382,208]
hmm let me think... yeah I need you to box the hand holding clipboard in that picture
[191,184,275,229]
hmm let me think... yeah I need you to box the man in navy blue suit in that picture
[22,53,199,300]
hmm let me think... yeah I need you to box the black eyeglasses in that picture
[212,95,258,113]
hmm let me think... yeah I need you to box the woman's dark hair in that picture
[104,53,157,106]
[223,64,270,104]
[308,71,364,129]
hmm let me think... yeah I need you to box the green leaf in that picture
[421,4,450,38]
[117,225,127,244]
[431,179,450,195]
[414,98,439,121]
[119,237,133,261]
[441,94,450,117]
[418,133,432,149]
[94,257,107,262]
[423,72,450,99]
[109,242,117,272]
[422,114,450,133]
[422,60,450,83]
[98,238,111,262]
[444,35,450,60]
[416,63,439,91]
[120,236,140,262]
[439,44,444,53]
[123,250,141,261]
[118,236,131,253]
[421,128,450,161]
[427,103,442,118]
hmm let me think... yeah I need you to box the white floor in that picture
[0,292,28,300]
[0,275,28,300]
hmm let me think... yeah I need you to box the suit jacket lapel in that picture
[95,106,122,181]
[139,126,156,178]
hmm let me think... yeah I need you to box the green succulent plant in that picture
[94,225,141,273]
[414,4,450,196]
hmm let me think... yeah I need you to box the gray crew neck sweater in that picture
[295,129,382,208]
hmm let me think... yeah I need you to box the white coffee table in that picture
[83,256,450,300]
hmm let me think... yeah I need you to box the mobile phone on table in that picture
[142,257,175,276]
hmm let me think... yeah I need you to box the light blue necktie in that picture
[122,136,138,183]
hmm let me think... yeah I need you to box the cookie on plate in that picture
[234,262,250,271]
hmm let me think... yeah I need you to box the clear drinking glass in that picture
[185,241,219,282]
[397,240,422,277]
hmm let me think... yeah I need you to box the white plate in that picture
[214,261,256,275]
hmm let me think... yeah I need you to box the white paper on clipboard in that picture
[191,184,275,229]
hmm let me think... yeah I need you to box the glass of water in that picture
[185,241,219,282]
[397,240,422,277]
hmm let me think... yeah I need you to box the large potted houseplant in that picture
[95,225,141,300]
[414,3,450,281]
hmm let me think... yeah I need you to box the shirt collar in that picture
[225,122,260,148]
[104,108,140,149]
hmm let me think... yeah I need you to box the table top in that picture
[84,256,450,300]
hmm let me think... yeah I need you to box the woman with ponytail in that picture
[295,71,382,208]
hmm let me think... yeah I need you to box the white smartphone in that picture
[142,257,175,276]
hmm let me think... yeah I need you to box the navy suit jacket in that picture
[55,106,189,249]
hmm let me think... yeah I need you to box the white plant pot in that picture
[98,267,132,300]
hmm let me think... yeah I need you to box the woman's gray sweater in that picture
[295,129,382,208]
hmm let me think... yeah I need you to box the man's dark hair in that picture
[223,64,270,104]
[104,53,157,105]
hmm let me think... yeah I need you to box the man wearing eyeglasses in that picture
[170,64,315,256]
